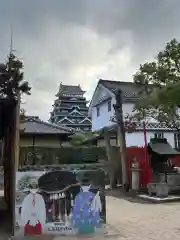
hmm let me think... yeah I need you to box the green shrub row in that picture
[19,146,107,166]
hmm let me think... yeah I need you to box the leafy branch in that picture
[0,53,31,101]
[131,38,180,130]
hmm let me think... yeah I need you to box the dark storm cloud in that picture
[0,0,180,120]
[10,0,180,59]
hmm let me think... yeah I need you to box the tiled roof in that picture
[58,84,85,95]
[20,117,73,135]
[96,122,176,133]
[99,79,141,101]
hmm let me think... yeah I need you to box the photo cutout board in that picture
[15,169,106,237]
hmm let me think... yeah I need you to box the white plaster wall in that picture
[91,87,176,147]
[91,97,116,131]
[164,132,175,147]
[91,100,165,132]
[91,88,176,148]
[92,99,135,131]
[97,131,175,148]
[122,103,134,116]
[125,131,175,147]
[122,102,158,123]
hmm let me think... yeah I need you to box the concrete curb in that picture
[137,195,180,204]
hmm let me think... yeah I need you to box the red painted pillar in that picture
[143,122,152,186]
[143,122,148,163]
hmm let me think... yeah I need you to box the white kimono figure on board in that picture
[21,185,46,236]
[90,191,102,214]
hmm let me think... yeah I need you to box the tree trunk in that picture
[10,94,20,235]
[114,89,129,191]
[117,125,128,189]
[104,128,116,189]
[13,92,20,171]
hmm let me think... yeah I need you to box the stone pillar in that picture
[131,160,140,190]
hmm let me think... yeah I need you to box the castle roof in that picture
[99,79,140,101]
[57,84,85,96]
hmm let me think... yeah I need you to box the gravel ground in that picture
[106,194,180,240]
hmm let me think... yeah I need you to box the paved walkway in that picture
[6,193,180,239]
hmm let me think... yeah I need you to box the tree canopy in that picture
[0,53,31,101]
[69,132,99,146]
[131,38,180,129]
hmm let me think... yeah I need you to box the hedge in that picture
[19,146,107,166]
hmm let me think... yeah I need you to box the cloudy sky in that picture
[1,0,180,120]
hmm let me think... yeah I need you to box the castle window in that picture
[97,107,100,117]
[108,100,111,112]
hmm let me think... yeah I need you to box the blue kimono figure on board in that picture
[72,185,102,235]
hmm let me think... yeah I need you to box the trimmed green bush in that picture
[19,146,107,166]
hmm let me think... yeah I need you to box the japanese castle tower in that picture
[50,83,91,132]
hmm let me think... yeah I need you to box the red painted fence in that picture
[171,156,180,167]
[127,147,180,189]
[127,147,152,188]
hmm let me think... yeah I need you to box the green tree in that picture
[0,53,31,101]
[0,53,31,141]
[18,174,33,191]
[131,38,180,129]
[69,132,99,146]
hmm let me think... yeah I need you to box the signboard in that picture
[15,169,106,237]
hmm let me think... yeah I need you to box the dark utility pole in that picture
[113,89,129,190]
